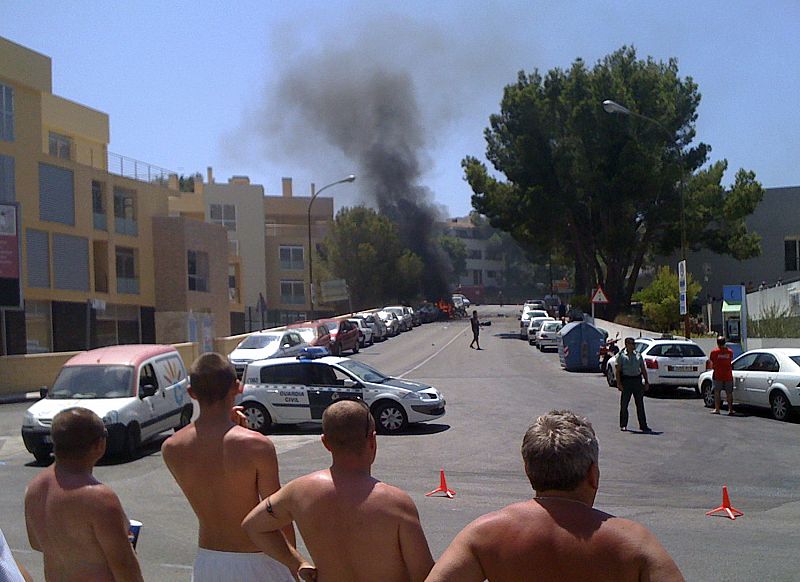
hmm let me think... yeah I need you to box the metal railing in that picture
[107,151,176,184]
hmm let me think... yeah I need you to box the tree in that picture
[438,235,467,282]
[464,46,764,318]
[318,206,423,309]
[634,266,701,332]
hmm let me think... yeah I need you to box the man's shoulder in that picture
[224,425,276,454]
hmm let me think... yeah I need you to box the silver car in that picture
[384,306,412,332]
[377,310,401,337]
[349,318,374,347]
[228,330,309,378]
[356,312,387,341]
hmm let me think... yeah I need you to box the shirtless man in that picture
[162,353,294,582]
[426,410,685,582]
[24,407,142,582]
[242,399,434,582]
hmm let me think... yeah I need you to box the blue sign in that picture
[679,292,687,316]
[723,285,744,303]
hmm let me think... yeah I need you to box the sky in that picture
[2,1,799,217]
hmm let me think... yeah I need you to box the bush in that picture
[748,303,800,337]
[633,266,700,333]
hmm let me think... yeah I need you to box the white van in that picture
[21,345,190,462]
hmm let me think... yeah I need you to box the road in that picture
[2,305,799,581]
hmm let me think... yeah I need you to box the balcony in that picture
[115,217,138,237]
[117,277,140,295]
[107,151,176,185]
[93,212,107,231]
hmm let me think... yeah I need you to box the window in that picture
[279,246,304,270]
[113,187,137,236]
[209,203,236,230]
[0,155,14,202]
[785,239,799,272]
[53,234,89,291]
[116,246,138,294]
[468,249,482,260]
[487,270,497,278]
[280,280,305,305]
[39,163,75,225]
[92,181,106,230]
[48,132,73,160]
[732,353,757,371]
[188,250,209,292]
[24,300,52,353]
[95,303,141,347]
[472,269,483,285]
[26,229,50,288]
[0,83,13,141]
[260,363,308,385]
[486,250,502,261]
[228,239,239,256]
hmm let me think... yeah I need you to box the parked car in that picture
[605,337,709,394]
[528,316,556,345]
[377,310,401,337]
[536,320,565,351]
[453,293,471,308]
[229,330,309,378]
[384,306,412,331]
[238,352,446,434]
[417,303,440,323]
[356,312,387,341]
[22,345,191,462]
[523,299,546,312]
[520,309,549,339]
[349,318,374,347]
[288,322,333,352]
[408,306,422,327]
[697,348,800,421]
[324,319,360,355]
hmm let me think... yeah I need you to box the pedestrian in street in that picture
[469,310,481,350]
[426,410,684,582]
[710,336,735,415]
[24,408,143,582]
[615,337,651,433]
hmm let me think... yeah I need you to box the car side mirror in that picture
[140,384,157,398]
[282,343,291,349]
[342,379,358,389]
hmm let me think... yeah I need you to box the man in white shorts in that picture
[162,353,295,581]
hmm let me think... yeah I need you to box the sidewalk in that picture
[0,391,42,405]
[592,317,657,341]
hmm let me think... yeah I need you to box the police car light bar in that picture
[298,346,330,360]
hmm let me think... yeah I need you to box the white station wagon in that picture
[237,350,445,434]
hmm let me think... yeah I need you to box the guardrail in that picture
[107,151,176,184]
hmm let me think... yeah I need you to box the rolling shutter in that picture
[39,163,75,225]
[53,234,88,291]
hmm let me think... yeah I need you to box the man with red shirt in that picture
[710,336,735,415]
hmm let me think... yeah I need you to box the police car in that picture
[237,348,446,434]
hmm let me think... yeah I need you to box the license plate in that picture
[669,365,693,372]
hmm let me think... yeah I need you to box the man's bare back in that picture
[427,498,683,582]
[162,421,282,552]
[281,468,432,582]
[25,465,142,582]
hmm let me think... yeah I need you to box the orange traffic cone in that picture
[705,485,743,520]
[426,469,456,499]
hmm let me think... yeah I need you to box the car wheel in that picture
[770,392,792,421]
[529,339,534,345]
[605,366,616,387]
[125,423,141,459]
[176,405,193,430]
[373,402,408,434]
[242,402,272,434]
[33,447,51,463]
[701,380,714,408]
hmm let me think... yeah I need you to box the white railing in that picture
[107,151,175,184]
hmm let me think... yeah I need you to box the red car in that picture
[323,319,360,356]
[287,322,333,352]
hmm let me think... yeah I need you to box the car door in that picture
[306,364,364,420]
[730,352,758,404]
[259,363,312,423]
[744,353,779,408]
[138,361,169,437]
[153,354,189,421]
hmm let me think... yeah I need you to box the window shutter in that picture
[53,234,89,290]
[39,163,75,225]
[26,229,50,288]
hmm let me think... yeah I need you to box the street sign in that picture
[680,292,687,316]
[678,260,687,293]
[591,286,610,304]
[320,279,349,303]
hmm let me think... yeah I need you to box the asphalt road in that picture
[2,305,800,581]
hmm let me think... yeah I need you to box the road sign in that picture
[680,292,687,316]
[591,286,609,304]
[320,279,349,303]
[678,260,687,293]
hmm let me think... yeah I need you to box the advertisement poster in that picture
[0,203,21,309]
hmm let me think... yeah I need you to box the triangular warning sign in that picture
[591,286,610,304]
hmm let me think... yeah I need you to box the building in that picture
[0,36,232,354]
[442,216,505,300]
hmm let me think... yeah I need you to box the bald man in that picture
[243,399,433,582]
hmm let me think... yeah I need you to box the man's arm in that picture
[639,356,650,389]
[23,487,41,552]
[639,526,686,582]
[252,433,296,546]
[242,483,314,579]
[397,497,434,582]
[425,523,485,582]
[92,488,144,582]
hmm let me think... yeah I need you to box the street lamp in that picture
[602,99,690,338]
[307,174,356,319]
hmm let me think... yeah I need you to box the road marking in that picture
[159,563,193,570]
[0,436,29,460]
[398,326,469,378]
[271,435,320,454]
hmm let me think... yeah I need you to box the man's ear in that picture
[587,462,600,491]
[321,434,333,452]
[234,379,243,395]
[187,385,198,401]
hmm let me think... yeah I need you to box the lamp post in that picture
[307,174,356,320]
[602,99,690,338]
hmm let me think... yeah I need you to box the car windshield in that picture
[337,360,390,383]
[292,327,316,343]
[49,365,134,399]
[542,322,562,331]
[238,335,278,349]
[326,322,340,332]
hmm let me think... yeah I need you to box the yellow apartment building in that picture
[0,36,238,355]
